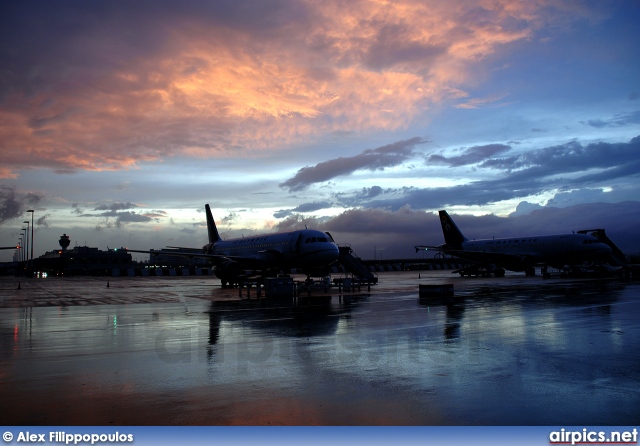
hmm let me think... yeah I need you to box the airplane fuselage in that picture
[127,204,340,286]
[203,229,339,270]
[417,210,616,277]
[457,232,612,271]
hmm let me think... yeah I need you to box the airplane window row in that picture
[232,237,271,245]
[486,239,539,244]
[227,242,287,250]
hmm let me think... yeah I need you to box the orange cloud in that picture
[0,0,596,176]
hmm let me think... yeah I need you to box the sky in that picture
[1,0,640,262]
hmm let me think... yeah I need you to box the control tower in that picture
[59,234,70,252]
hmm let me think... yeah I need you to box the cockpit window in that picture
[304,236,330,244]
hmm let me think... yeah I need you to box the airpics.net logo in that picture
[549,428,638,445]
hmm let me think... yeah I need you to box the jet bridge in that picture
[577,229,629,266]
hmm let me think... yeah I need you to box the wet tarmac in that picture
[1,271,639,425]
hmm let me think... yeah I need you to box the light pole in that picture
[20,230,26,263]
[27,210,34,274]
[23,220,30,266]
[18,237,23,262]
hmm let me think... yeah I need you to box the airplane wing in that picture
[125,248,284,268]
[415,245,534,266]
[0,246,19,250]
[415,245,444,253]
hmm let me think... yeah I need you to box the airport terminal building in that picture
[35,234,132,276]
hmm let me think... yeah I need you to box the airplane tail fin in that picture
[438,210,467,248]
[205,204,221,243]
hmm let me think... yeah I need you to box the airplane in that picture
[415,210,615,278]
[127,204,340,287]
[0,246,19,250]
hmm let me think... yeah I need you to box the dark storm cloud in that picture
[483,137,640,175]
[81,202,165,224]
[280,137,425,192]
[221,212,239,224]
[317,202,640,259]
[334,185,389,207]
[356,136,640,211]
[323,206,429,235]
[0,185,42,225]
[292,201,334,213]
[427,143,511,167]
[581,110,640,128]
[36,215,49,228]
[71,203,84,215]
[84,210,153,223]
[274,201,334,218]
[144,210,168,219]
[0,186,25,225]
[93,202,138,212]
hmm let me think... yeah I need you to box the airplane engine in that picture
[214,259,242,287]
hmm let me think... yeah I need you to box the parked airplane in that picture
[127,204,340,287]
[415,210,614,278]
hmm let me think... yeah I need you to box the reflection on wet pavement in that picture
[1,271,639,425]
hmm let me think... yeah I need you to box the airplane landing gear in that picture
[525,267,536,277]
[541,266,550,279]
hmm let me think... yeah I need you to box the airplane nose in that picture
[600,243,612,254]
[325,244,340,261]
[317,243,340,264]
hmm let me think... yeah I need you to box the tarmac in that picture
[1,270,639,425]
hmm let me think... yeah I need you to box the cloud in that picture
[274,201,334,218]
[362,24,448,71]
[491,136,640,176]
[546,189,609,208]
[93,202,138,212]
[349,135,640,211]
[581,110,640,128]
[221,212,239,225]
[36,215,49,228]
[0,1,589,177]
[114,212,153,223]
[0,185,42,225]
[316,201,640,258]
[280,137,425,191]
[71,203,84,215]
[455,94,509,109]
[427,143,511,167]
[79,201,166,225]
[143,210,168,220]
[334,185,392,208]
[508,201,544,217]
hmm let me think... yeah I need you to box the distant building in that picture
[36,234,132,276]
